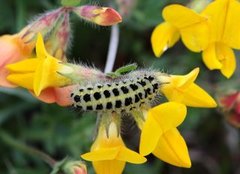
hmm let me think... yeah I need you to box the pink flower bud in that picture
[74,5,122,26]
[62,160,87,174]
[73,166,87,174]
[219,91,240,127]
[22,8,64,43]
[44,12,71,60]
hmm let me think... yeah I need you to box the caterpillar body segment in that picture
[71,71,162,113]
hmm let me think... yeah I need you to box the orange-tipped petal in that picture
[0,34,34,87]
[74,5,122,26]
[32,86,75,106]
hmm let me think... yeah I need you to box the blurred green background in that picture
[0,0,240,174]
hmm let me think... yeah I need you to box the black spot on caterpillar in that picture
[71,71,161,113]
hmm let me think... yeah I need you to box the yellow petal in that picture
[139,111,163,156]
[7,73,34,89]
[163,5,209,51]
[33,60,45,96]
[33,57,68,96]
[36,33,47,58]
[6,59,39,73]
[81,147,120,161]
[219,45,236,78]
[149,102,187,131]
[180,21,209,52]
[163,5,206,28]
[175,67,199,90]
[151,22,180,57]
[223,0,240,49]
[93,160,125,174]
[203,42,236,78]
[181,83,217,107]
[202,0,240,48]
[202,43,222,70]
[153,128,191,168]
[140,102,187,156]
[161,68,217,108]
[117,147,146,164]
[160,68,199,99]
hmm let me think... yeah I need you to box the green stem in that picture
[0,131,56,167]
[16,0,26,32]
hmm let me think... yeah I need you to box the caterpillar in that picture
[70,70,162,114]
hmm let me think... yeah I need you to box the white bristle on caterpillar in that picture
[70,70,162,113]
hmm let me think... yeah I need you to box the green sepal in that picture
[50,157,68,174]
[61,0,81,7]
[51,157,86,174]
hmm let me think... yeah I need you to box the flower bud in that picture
[73,5,122,26]
[51,158,87,174]
[22,8,64,43]
[44,12,71,60]
[219,91,240,127]
[62,161,87,174]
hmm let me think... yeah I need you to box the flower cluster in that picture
[151,0,240,78]
[0,2,218,174]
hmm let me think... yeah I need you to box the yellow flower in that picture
[6,33,72,96]
[139,102,191,168]
[151,5,209,57]
[81,119,146,174]
[152,127,191,168]
[201,0,240,78]
[158,68,217,107]
[152,0,240,78]
[0,27,35,87]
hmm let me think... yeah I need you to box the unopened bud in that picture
[45,12,71,60]
[63,161,87,174]
[51,158,87,174]
[219,91,240,128]
[73,5,122,26]
[22,8,64,43]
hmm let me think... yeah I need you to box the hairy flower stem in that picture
[0,131,56,167]
[104,25,120,73]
